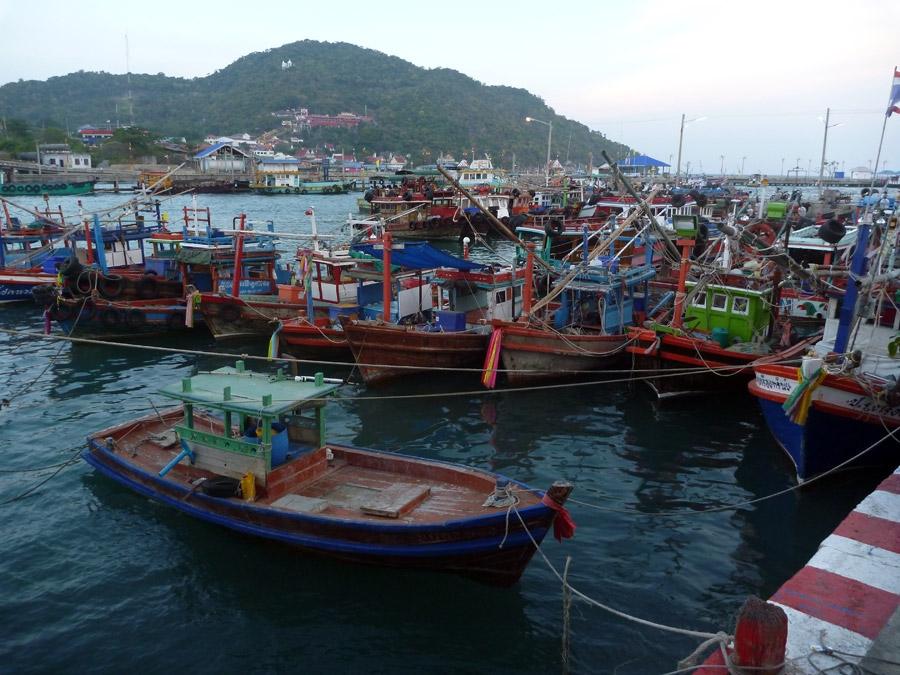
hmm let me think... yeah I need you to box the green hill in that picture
[0,40,629,167]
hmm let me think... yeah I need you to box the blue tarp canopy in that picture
[620,154,669,168]
[352,242,486,271]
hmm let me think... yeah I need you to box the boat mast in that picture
[232,213,246,298]
[833,218,871,355]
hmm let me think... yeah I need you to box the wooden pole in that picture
[382,230,392,322]
[529,189,660,316]
[521,243,535,318]
[232,213,246,298]
[436,164,554,273]
[601,150,681,263]
[671,240,695,329]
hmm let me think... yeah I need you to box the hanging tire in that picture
[136,275,158,299]
[200,476,241,498]
[166,311,185,330]
[31,284,57,307]
[78,299,96,322]
[98,274,125,299]
[49,302,75,322]
[99,307,123,328]
[126,308,148,328]
[57,256,82,278]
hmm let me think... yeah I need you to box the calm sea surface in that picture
[0,191,888,673]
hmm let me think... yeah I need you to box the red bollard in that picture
[732,596,787,674]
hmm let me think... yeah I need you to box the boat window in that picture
[731,296,749,315]
[691,291,707,307]
[496,290,507,303]
[711,293,728,311]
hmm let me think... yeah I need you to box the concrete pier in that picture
[696,466,900,674]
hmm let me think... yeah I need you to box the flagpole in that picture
[870,114,889,191]
[870,65,896,191]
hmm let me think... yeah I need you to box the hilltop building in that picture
[77,126,114,145]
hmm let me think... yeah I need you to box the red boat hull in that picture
[495,321,628,385]
[341,318,489,385]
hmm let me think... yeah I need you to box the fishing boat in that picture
[491,268,656,385]
[252,181,351,195]
[487,216,658,386]
[340,233,525,385]
[84,363,574,585]
[278,237,442,362]
[0,215,69,302]
[627,214,820,398]
[0,179,96,197]
[748,217,900,482]
[197,210,364,340]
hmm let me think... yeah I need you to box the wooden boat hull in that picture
[495,321,628,385]
[84,414,571,585]
[51,298,197,338]
[341,318,489,385]
[0,270,56,303]
[0,180,95,196]
[749,364,900,482]
[627,328,818,399]
[199,294,306,340]
[279,320,351,361]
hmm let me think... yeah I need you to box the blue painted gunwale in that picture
[84,438,554,558]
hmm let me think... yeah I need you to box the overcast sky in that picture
[1,0,897,175]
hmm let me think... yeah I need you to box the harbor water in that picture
[0,191,889,673]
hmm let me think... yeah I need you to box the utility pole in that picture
[817,107,830,186]
[675,113,685,185]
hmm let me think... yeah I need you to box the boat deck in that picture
[95,410,538,525]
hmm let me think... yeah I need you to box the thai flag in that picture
[889,66,900,117]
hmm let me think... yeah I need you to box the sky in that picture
[1,0,897,175]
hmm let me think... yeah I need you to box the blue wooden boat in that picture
[84,363,574,585]
[749,218,900,482]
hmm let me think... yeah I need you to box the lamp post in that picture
[817,108,843,186]
[525,116,552,186]
[674,114,706,186]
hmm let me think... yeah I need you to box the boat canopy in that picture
[352,242,486,271]
[158,363,341,416]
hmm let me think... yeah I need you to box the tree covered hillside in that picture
[0,41,629,166]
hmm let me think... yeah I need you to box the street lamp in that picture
[675,114,706,186]
[817,108,844,186]
[525,116,552,186]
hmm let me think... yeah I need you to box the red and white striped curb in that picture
[697,468,900,673]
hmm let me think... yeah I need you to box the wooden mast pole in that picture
[436,164,554,273]
[232,213,246,298]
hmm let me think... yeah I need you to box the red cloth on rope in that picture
[541,494,576,541]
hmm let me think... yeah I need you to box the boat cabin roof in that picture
[157,364,341,416]
[788,224,857,251]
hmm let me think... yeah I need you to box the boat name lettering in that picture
[844,395,900,416]
[755,374,794,393]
